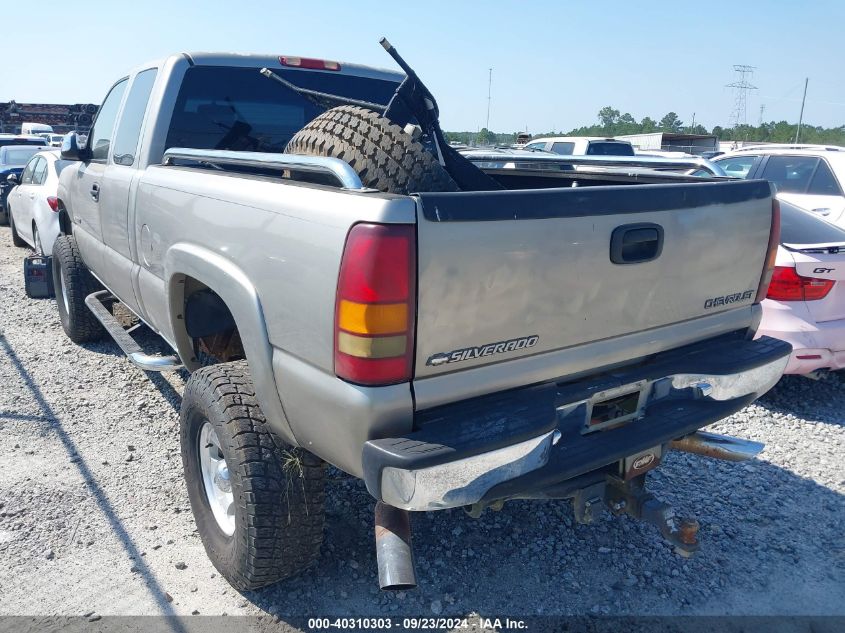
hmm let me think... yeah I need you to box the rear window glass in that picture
[0,138,48,148]
[586,142,635,156]
[165,66,400,153]
[780,201,845,245]
[0,146,43,165]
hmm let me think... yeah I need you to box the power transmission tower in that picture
[726,65,758,128]
[758,104,766,126]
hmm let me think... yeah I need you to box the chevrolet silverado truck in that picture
[52,41,790,592]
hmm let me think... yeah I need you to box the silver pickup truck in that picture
[52,45,790,592]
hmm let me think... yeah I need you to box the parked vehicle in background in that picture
[53,47,788,593]
[756,199,845,375]
[523,136,635,156]
[7,149,69,254]
[512,131,532,148]
[0,134,49,148]
[40,133,65,147]
[712,146,845,226]
[0,142,49,224]
[20,122,53,136]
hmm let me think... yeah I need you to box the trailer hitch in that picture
[605,477,700,557]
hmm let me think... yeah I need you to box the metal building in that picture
[615,132,718,156]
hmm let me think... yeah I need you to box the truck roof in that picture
[137,52,406,84]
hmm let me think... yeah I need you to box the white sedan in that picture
[713,146,845,227]
[7,150,70,255]
[757,200,845,374]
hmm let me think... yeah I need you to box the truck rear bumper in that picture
[362,335,790,511]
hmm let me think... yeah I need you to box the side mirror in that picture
[61,132,89,161]
[6,173,18,185]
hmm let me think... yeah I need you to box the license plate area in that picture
[582,380,649,434]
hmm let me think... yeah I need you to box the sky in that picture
[2,0,843,133]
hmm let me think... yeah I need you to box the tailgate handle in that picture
[610,223,663,264]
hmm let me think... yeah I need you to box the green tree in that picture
[659,112,683,133]
[640,117,657,133]
[598,106,621,133]
[477,127,497,146]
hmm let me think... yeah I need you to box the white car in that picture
[523,136,635,156]
[712,146,845,226]
[7,150,70,255]
[757,199,845,374]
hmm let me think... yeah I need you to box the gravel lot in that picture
[1,226,844,626]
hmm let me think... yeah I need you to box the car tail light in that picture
[755,199,781,302]
[279,56,341,71]
[766,266,835,301]
[46,196,59,212]
[335,223,416,386]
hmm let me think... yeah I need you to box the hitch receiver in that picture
[605,477,700,557]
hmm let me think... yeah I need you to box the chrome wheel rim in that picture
[199,422,235,536]
[34,228,43,255]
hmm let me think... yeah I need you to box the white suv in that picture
[523,136,635,156]
[713,146,845,226]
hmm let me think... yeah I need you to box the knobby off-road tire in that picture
[52,235,105,343]
[180,361,326,591]
[285,105,459,194]
[8,210,26,247]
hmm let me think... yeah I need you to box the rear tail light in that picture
[47,196,59,212]
[279,56,341,71]
[766,266,835,301]
[335,223,416,386]
[755,199,781,302]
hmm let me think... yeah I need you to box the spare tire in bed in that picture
[285,105,458,195]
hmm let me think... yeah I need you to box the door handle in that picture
[610,223,664,264]
[90,183,100,202]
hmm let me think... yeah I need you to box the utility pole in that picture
[794,77,809,144]
[485,68,492,131]
[689,112,696,133]
[758,104,766,126]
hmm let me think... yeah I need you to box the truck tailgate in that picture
[413,180,774,379]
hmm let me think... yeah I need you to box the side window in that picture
[32,157,48,185]
[716,155,757,178]
[20,157,37,184]
[807,160,843,196]
[525,142,546,151]
[89,78,128,161]
[761,156,819,194]
[551,142,575,155]
[112,69,158,166]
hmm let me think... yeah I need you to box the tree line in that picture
[446,105,845,147]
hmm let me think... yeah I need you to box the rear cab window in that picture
[586,141,634,156]
[165,66,400,153]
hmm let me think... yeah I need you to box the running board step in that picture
[84,290,182,372]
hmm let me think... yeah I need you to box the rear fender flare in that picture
[164,243,297,445]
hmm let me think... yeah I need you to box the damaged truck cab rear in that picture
[53,50,790,592]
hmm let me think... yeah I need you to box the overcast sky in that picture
[3,0,843,133]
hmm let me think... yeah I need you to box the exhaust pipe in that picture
[670,431,764,462]
[374,501,416,590]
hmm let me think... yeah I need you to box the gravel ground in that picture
[1,226,844,626]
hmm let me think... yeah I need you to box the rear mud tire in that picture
[180,361,326,590]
